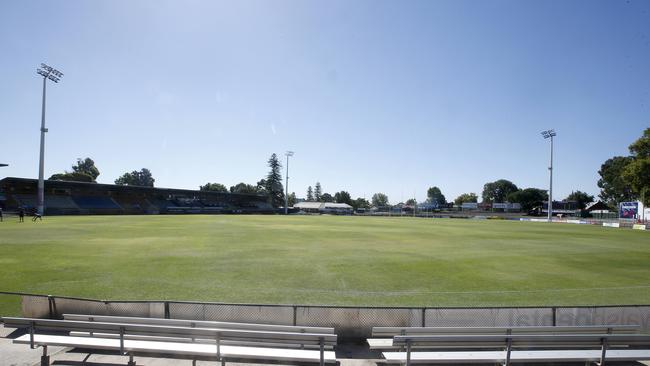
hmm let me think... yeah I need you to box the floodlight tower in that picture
[36,63,63,216]
[284,151,294,214]
[541,129,556,222]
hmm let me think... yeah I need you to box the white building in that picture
[294,201,353,215]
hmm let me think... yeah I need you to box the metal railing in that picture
[1,292,648,340]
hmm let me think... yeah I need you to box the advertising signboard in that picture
[619,202,639,219]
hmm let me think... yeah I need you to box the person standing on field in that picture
[18,207,25,222]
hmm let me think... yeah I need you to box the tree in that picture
[115,168,155,187]
[482,179,519,203]
[230,182,259,195]
[288,192,297,206]
[256,179,268,195]
[306,186,314,201]
[352,197,371,210]
[426,186,446,205]
[597,156,636,205]
[372,193,389,207]
[565,190,595,210]
[199,182,228,192]
[454,193,478,205]
[320,193,334,202]
[264,153,284,208]
[334,191,352,205]
[622,128,650,205]
[405,198,417,206]
[49,172,94,182]
[49,157,100,183]
[506,188,548,211]
[71,158,100,181]
[314,182,322,201]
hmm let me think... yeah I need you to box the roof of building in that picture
[294,201,323,209]
[294,201,353,210]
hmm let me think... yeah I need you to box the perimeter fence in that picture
[1,292,648,340]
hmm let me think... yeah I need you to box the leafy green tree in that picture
[288,192,297,206]
[256,179,268,195]
[372,193,389,207]
[230,182,259,195]
[115,168,155,187]
[264,153,284,208]
[622,128,650,205]
[320,193,334,202]
[597,156,636,206]
[405,198,417,206]
[199,182,228,192]
[482,179,519,203]
[565,190,595,210]
[71,158,100,181]
[306,186,314,201]
[314,182,322,201]
[334,191,352,205]
[49,172,94,182]
[506,188,548,211]
[49,157,100,182]
[352,197,371,210]
[454,193,478,205]
[427,186,446,205]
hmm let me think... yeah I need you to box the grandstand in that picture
[0,177,274,215]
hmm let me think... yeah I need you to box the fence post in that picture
[164,301,170,319]
[421,308,426,327]
[293,305,297,326]
[47,295,56,319]
[552,307,557,326]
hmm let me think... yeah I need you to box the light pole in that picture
[36,63,63,216]
[284,151,294,214]
[541,129,556,222]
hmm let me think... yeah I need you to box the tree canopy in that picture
[482,179,519,203]
[372,193,389,207]
[265,153,284,208]
[565,190,595,210]
[506,188,548,211]
[114,168,155,187]
[230,182,259,195]
[334,191,352,205]
[352,197,371,210]
[598,156,636,205]
[622,128,650,205]
[199,182,228,192]
[314,182,322,201]
[320,193,334,202]
[454,193,478,205]
[49,157,100,183]
[427,186,446,205]
[306,186,314,201]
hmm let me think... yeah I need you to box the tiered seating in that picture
[72,196,123,214]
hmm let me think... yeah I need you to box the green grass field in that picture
[1,215,649,315]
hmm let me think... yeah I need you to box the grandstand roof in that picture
[0,177,266,199]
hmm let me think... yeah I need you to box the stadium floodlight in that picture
[36,63,63,216]
[284,151,294,215]
[541,129,556,222]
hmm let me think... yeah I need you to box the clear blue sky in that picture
[1,0,648,203]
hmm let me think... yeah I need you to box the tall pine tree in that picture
[307,186,314,201]
[265,153,285,208]
[314,182,322,201]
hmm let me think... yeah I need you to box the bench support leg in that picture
[40,345,50,366]
[127,354,136,366]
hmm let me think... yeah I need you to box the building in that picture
[0,177,273,215]
[294,201,353,215]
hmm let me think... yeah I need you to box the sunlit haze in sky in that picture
[1,0,649,203]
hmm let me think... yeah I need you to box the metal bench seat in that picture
[14,334,337,364]
[63,314,335,334]
[386,333,650,366]
[382,349,650,364]
[368,325,640,350]
[2,317,337,366]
